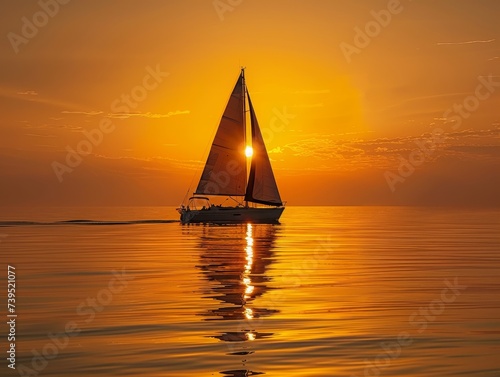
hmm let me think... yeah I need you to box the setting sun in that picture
[245,146,253,158]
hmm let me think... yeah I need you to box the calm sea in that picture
[0,206,499,376]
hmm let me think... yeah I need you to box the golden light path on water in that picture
[1,206,499,376]
[244,223,255,340]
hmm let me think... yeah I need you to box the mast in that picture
[241,67,248,207]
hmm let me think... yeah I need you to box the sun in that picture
[245,146,253,157]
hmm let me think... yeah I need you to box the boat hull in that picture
[177,206,284,224]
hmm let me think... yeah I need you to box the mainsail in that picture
[244,95,283,206]
[195,72,247,196]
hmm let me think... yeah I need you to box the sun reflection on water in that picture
[196,222,279,375]
[243,224,255,325]
[243,223,255,301]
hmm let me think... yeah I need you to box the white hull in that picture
[177,206,284,224]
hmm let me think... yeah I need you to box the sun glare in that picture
[245,146,253,157]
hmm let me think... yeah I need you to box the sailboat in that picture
[177,69,285,224]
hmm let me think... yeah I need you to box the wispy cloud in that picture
[22,122,83,132]
[92,154,203,171]
[269,146,284,154]
[61,110,104,116]
[478,75,500,79]
[446,145,500,157]
[270,126,500,171]
[108,110,190,119]
[278,137,365,160]
[436,39,496,46]
[17,90,38,96]
[382,91,472,111]
[24,133,56,138]
[0,88,82,110]
[289,89,331,95]
[61,110,190,119]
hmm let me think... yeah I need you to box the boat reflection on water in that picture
[196,223,279,376]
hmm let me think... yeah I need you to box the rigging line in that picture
[182,148,202,204]
[229,196,244,206]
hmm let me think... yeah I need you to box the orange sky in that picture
[0,0,499,206]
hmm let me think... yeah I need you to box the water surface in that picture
[1,206,499,376]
